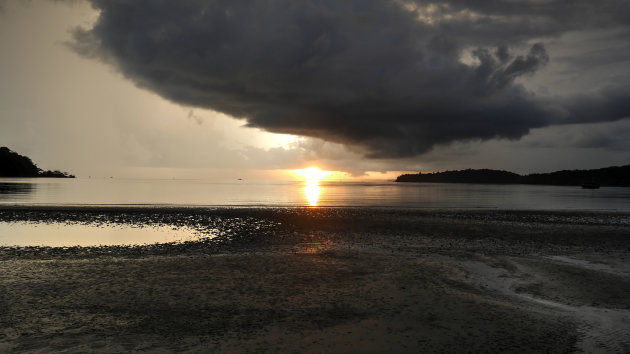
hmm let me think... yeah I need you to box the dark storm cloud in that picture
[427,0,630,28]
[70,0,630,158]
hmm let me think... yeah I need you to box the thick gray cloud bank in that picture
[71,0,630,158]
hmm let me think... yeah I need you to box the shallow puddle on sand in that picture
[0,222,207,247]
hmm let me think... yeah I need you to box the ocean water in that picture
[1,177,629,211]
[1,177,629,246]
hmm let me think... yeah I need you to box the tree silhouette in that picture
[0,147,74,178]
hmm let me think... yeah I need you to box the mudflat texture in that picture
[1,206,629,353]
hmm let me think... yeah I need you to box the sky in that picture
[1,0,629,180]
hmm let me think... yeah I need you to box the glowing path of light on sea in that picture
[293,167,332,207]
[304,179,321,206]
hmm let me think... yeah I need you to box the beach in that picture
[1,206,629,352]
[4,0,630,352]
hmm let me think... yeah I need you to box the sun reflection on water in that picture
[294,167,331,207]
[304,179,321,206]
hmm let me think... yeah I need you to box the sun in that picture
[293,167,332,181]
[293,167,332,207]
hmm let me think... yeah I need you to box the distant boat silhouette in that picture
[581,183,600,189]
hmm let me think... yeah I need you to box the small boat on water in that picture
[581,183,600,189]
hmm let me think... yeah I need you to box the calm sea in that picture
[1,177,629,211]
[1,177,629,246]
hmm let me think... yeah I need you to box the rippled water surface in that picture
[1,177,629,210]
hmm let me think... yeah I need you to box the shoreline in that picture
[1,206,629,352]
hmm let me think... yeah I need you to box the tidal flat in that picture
[1,206,629,352]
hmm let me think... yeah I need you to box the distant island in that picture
[0,147,75,178]
[396,165,630,187]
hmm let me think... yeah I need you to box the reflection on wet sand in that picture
[0,222,206,247]
[297,239,331,254]
[304,179,321,206]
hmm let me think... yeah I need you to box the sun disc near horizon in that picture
[293,167,332,181]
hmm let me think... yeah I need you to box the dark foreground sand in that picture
[1,206,629,353]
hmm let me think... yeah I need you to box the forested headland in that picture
[0,147,75,178]
[396,165,630,186]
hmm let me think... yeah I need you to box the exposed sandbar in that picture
[1,206,629,352]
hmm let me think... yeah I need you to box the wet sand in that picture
[1,206,629,352]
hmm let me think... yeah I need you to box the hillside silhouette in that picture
[0,147,74,178]
[396,165,630,187]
